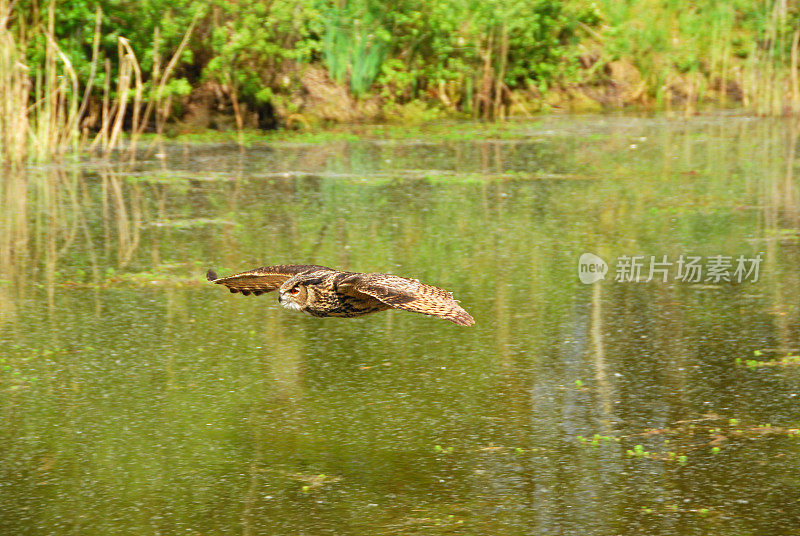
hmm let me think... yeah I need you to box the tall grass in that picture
[590,0,800,116]
[322,1,388,96]
[740,1,800,116]
[0,0,31,165]
[0,0,198,166]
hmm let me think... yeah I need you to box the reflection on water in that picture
[2,115,800,535]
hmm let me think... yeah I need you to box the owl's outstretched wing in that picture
[337,273,474,326]
[207,264,331,296]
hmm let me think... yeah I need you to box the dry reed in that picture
[0,0,198,165]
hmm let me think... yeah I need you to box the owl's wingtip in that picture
[452,311,475,326]
[206,269,218,282]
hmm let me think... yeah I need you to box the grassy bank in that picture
[1,0,800,163]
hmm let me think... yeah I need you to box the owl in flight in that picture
[206,264,474,326]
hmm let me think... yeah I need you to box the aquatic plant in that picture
[321,0,389,96]
[626,444,650,458]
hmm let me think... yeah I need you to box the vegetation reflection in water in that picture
[2,116,800,535]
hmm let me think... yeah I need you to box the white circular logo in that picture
[578,253,608,284]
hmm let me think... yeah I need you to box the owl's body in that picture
[207,264,474,326]
[278,269,393,318]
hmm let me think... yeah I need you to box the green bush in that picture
[10,0,800,127]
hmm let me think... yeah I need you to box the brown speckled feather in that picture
[337,273,475,326]
[206,264,331,296]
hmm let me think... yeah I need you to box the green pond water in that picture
[2,115,800,535]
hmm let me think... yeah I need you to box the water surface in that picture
[2,115,800,535]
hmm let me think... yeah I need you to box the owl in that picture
[207,264,474,326]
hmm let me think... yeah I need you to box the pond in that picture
[1,114,800,535]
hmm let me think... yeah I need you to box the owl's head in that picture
[277,272,322,312]
[277,283,308,311]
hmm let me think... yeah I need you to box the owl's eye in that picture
[289,287,301,295]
